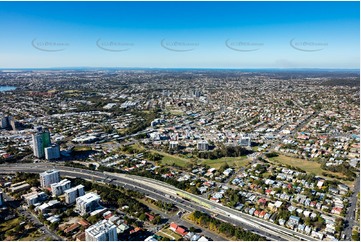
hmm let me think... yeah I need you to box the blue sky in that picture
[0,1,359,69]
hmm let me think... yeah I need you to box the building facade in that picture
[85,220,118,241]
[76,192,101,215]
[64,185,85,204]
[32,128,53,159]
[0,190,3,207]
[45,144,60,160]
[0,116,10,129]
[40,169,60,188]
[197,140,209,151]
[51,179,71,197]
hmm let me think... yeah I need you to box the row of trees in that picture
[196,145,252,160]
[189,211,265,241]
[119,109,161,136]
[321,162,357,180]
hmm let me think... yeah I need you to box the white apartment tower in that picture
[50,179,71,197]
[64,185,85,204]
[40,170,60,188]
[85,220,118,241]
[76,192,101,215]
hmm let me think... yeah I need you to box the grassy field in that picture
[131,144,191,167]
[19,229,42,241]
[269,154,354,186]
[72,146,92,152]
[159,152,191,167]
[269,155,323,174]
[156,228,182,240]
[166,109,184,116]
[130,144,252,169]
[0,218,21,233]
[199,156,251,169]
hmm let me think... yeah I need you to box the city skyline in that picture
[0,1,359,69]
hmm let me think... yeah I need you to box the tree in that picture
[139,213,147,221]
[87,215,99,224]
[189,227,196,233]
[49,222,59,231]
[152,215,162,225]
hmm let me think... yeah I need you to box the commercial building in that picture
[85,219,118,241]
[40,169,60,188]
[197,140,209,151]
[239,136,251,146]
[169,141,179,150]
[64,185,85,204]
[76,192,101,215]
[45,144,60,160]
[51,179,71,197]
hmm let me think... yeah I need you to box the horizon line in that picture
[0,67,359,71]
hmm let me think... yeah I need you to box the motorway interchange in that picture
[0,162,319,241]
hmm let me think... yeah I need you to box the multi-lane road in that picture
[0,162,321,241]
[343,176,360,240]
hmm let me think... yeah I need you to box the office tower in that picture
[85,220,118,241]
[64,185,85,204]
[40,169,60,188]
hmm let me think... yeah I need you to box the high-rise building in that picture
[32,132,44,158]
[45,144,60,160]
[169,141,179,150]
[239,135,251,147]
[0,116,10,129]
[40,170,60,188]
[42,129,51,148]
[8,117,19,131]
[0,190,4,207]
[85,220,118,241]
[76,192,101,215]
[64,185,85,204]
[51,179,71,197]
[197,140,209,151]
[32,128,56,159]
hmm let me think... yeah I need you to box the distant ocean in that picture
[0,86,16,92]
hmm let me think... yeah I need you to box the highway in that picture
[0,163,319,241]
[343,176,360,240]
